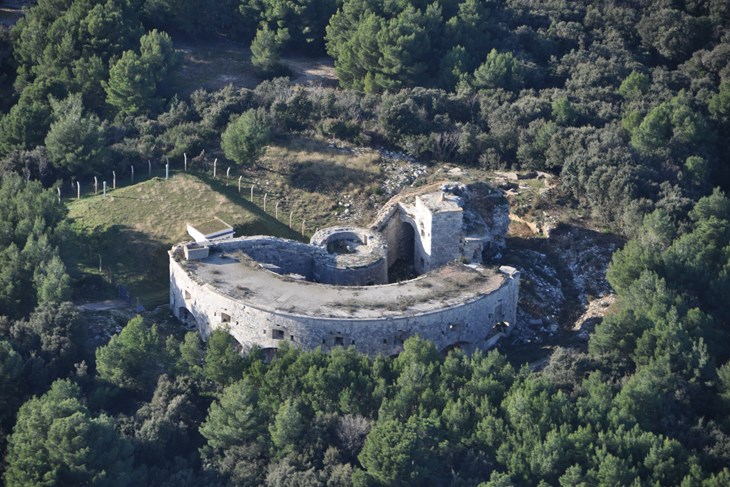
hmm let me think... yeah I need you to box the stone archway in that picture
[178,307,198,330]
[440,341,470,355]
[388,221,417,282]
[260,347,279,362]
[400,221,415,265]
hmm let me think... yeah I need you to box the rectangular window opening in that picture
[272,329,284,340]
[220,312,231,323]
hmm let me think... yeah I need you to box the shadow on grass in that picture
[64,223,170,309]
[106,194,143,200]
[194,173,306,241]
[288,161,378,193]
[64,171,312,309]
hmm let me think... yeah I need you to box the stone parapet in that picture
[170,181,518,356]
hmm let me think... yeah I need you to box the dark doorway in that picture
[388,222,418,282]
[440,341,470,355]
[178,307,198,330]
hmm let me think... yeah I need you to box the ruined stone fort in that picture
[169,182,519,356]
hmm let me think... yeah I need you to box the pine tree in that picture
[5,379,137,486]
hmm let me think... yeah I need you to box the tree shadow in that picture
[495,223,624,366]
[287,161,377,193]
[64,223,171,308]
[193,173,305,241]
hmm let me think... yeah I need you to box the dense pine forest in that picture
[1,0,730,485]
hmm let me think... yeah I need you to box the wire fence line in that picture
[57,158,314,238]
[64,157,318,308]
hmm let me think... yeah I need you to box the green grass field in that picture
[66,172,301,308]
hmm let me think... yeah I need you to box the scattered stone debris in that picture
[498,224,622,348]
[503,248,565,345]
[573,294,616,340]
[377,153,427,197]
[321,143,427,223]
[81,308,136,349]
[549,226,619,307]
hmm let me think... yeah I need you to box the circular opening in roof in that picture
[327,234,366,254]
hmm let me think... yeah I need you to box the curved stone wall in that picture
[310,226,388,286]
[170,237,519,356]
[225,237,320,280]
[170,181,519,356]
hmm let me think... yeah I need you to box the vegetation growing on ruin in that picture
[1,0,730,484]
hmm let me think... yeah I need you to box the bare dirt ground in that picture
[77,299,129,312]
[173,37,337,96]
[280,55,338,87]
[0,0,25,27]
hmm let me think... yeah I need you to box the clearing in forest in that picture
[171,38,337,96]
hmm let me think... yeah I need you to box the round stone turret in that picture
[311,227,388,286]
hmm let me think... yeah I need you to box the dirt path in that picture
[173,37,338,96]
[0,0,25,27]
[77,299,129,312]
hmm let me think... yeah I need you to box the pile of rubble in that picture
[503,248,565,345]
[550,226,620,307]
[377,153,427,197]
[500,224,622,347]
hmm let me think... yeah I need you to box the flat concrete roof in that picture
[417,191,463,213]
[179,248,506,319]
[189,217,233,236]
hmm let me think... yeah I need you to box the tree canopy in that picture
[4,379,136,486]
[0,0,730,484]
[220,108,272,166]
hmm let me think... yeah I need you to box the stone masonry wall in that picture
[413,196,464,273]
[216,237,319,279]
[170,181,519,357]
[426,209,463,269]
[373,205,404,268]
[170,255,519,356]
[314,258,388,286]
[310,227,389,285]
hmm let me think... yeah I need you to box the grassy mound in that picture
[66,173,299,307]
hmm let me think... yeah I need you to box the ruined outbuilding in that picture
[169,182,519,356]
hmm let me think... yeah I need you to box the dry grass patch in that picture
[257,136,382,229]
[170,38,338,97]
[171,41,260,96]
